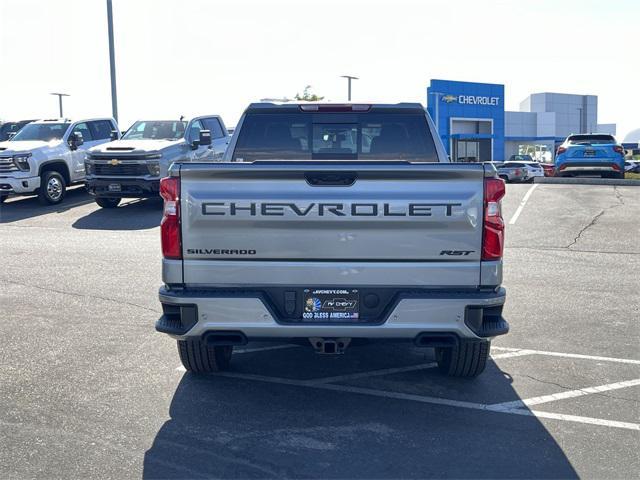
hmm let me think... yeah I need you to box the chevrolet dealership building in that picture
[426,79,616,162]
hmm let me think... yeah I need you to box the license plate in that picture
[584,150,595,157]
[108,183,121,192]
[303,288,359,321]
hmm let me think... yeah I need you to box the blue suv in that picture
[555,134,625,179]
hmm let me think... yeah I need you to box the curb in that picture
[534,178,640,186]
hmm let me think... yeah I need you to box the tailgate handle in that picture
[305,172,357,186]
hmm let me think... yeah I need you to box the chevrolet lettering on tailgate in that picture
[201,201,463,217]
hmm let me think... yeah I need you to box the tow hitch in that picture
[309,337,351,354]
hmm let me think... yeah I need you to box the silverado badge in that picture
[109,159,121,166]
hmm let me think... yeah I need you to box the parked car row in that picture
[489,155,546,183]
[0,115,230,205]
[492,135,630,181]
[0,117,633,205]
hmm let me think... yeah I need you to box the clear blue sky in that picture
[1,0,637,138]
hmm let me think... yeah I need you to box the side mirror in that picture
[110,130,119,141]
[68,132,84,150]
[199,129,212,146]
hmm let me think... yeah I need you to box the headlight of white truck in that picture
[147,161,161,176]
[13,153,32,171]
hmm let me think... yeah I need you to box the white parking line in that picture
[306,350,535,385]
[489,378,640,410]
[174,345,640,430]
[492,346,640,365]
[211,370,640,431]
[490,349,537,359]
[308,362,438,385]
[508,183,538,225]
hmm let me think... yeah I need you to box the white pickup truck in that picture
[156,103,508,378]
[85,116,228,208]
[0,118,118,204]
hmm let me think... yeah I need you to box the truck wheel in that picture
[177,339,233,373]
[0,195,7,203]
[95,197,121,209]
[38,171,66,205]
[435,340,490,377]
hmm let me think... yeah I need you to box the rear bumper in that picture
[0,175,40,195]
[556,161,623,173]
[157,286,508,341]
[86,177,160,198]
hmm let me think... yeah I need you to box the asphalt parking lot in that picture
[1,184,638,479]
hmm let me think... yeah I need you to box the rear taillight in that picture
[482,177,505,261]
[558,164,567,170]
[557,146,567,155]
[612,164,621,172]
[613,145,624,154]
[160,177,181,259]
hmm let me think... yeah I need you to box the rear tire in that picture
[37,171,66,205]
[436,340,490,377]
[95,197,121,209]
[177,339,233,373]
[0,195,7,203]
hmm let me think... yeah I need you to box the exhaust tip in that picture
[414,333,458,348]
[202,331,248,347]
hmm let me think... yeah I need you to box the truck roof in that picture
[245,102,426,114]
[32,117,115,124]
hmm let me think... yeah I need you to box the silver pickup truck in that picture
[157,103,508,378]
[85,116,228,208]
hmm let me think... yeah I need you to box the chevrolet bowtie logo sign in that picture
[109,159,121,166]
[442,95,458,103]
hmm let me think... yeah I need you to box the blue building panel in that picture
[428,79,505,161]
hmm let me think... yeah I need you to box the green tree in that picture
[295,85,324,101]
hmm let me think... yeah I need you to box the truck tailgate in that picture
[179,163,485,287]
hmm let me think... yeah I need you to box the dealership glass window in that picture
[518,144,552,163]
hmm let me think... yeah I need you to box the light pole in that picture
[106,0,118,122]
[576,107,583,133]
[50,93,70,118]
[429,91,444,133]
[340,75,358,101]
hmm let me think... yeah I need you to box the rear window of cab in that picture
[232,112,438,162]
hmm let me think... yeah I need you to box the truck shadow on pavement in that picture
[143,345,578,479]
[72,198,162,230]
[0,187,94,224]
